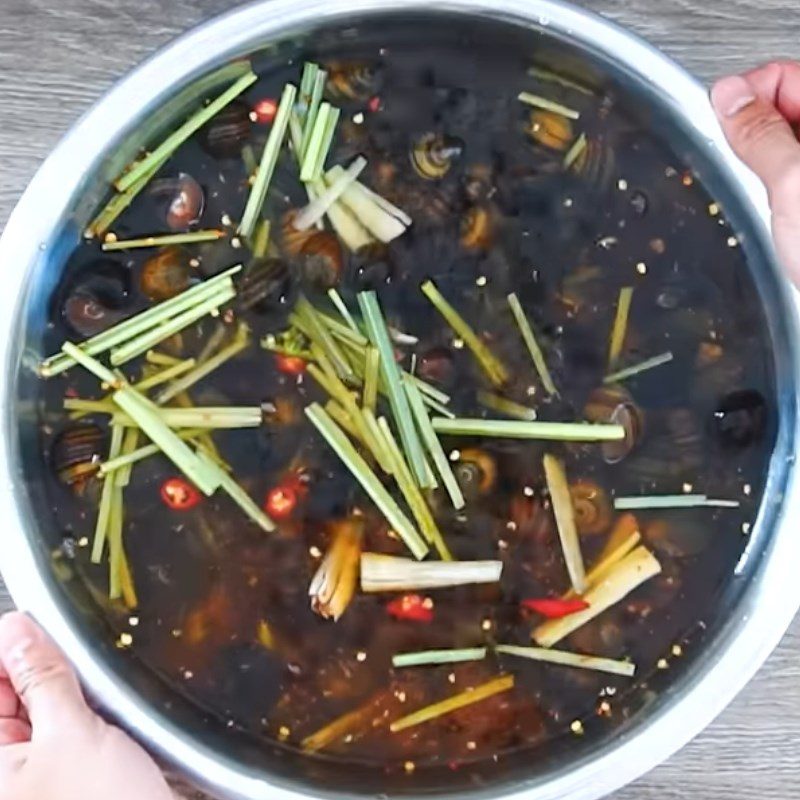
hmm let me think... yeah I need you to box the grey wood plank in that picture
[0,1,798,799]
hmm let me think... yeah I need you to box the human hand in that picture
[711,62,800,287]
[0,612,174,800]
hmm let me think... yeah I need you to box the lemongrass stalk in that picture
[527,65,593,95]
[563,133,588,170]
[495,645,635,677]
[412,375,451,406]
[319,312,368,348]
[477,390,537,421]
[390,675,514,733]
[614,495,740,510]
[294,157,367,230]
[118,546,138,610]
[116,426,140,487]
[534,546,662,647]
[73,402,261,428]
[315,178,375,250]
[298,62,320,117]
[134,359,197,392]
[91,422,124,563]
[190,435,232,473]
[241,143,258,178]
[433,417,624,442]
[117,71,258,191]
[362,345,380,412]
[107,485,124,600]
[362,409,394,474]
[312,105,341,181]
[421,394,455,419]
[239,83,298,239]
[360,553,501,592]
[302,693,389,752]
[300,68,328,157]
[308,517,362,621]
[517,91,580,119]
[252,219,272,259]
[325,400,368,447]
[377,417,450,559]
[507,293,557,395]
[404,376,465,510]
[604,351,674,384]
[296,297,355,382]
[306,404,429,559]
[608,286,634,368]
[40,266,241,376]
[196,321,230,364]
[300,103,333,182]
[393,647,487,668]
[421,280,509,388]
[359,292,428,486]
[100,428,205,475]
[146,350,183,367]
[327,288,360,335]
[109,287,235,366]
[351,180,412,227]
[64,398,116,415]
[102,229,225,252]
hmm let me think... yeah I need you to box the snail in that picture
[149,173,205,231]
[298,231,344,290]
[460,206,493,251]
[327,61,382,101]
[261,396,302,427]
[237,258,293,313]
[454,448,498,500]
[199,99,252,158]
[140,247,192,301]
[350,242,396,290]
[417,346,455,386]
[584,384,644,464]
[525,109,573,152]
[51,424,105,490]
[569,479,612,535]
[462,164,495,203]
[60,260,131,338]
[410,133,464,181]
[281,210,316,257]
[569,136,615,193]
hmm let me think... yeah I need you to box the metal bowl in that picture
[1,2,799,799]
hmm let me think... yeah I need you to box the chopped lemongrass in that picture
[543,454,587,594]
[118,546,138,610]
[324,400,368,447]
[507,293,557,395]
[101,230,225,252]
[608,286,634,368]
[377,417,450,559]
[91,422,124,563]
[309,517,362,620]
[360,553,501,592]
[312,105,341,180]
[117,70,258,192]
[300,102,332,181]
[306,404,429,560]
[404,377,465,510]
[477,391,537,421]
[517,91,580,119]
[302,692,391,752]
[330,169,409,242]
[328,288,360,335]
[495,645,635,677]
[239,83,298,239]
[116,426,140,487]
[155,331,249,404]
[252,219,272,259]
[362,409,394,474]
[534,546,661,647]
[421,281,509,388]
[191,435,232,473]
[390,674,514,733]
[353,181,413,228]
[300,68,328,157]
[363,346,380,412]
[99,428,205,475]
[392,647,487,668]
[145,350,183,367]
[604,351,674,384]
[319,311,368,347]
[420,394,455,419]
[241,144,258,178]
[359,292,428,486]
[294,156,367,230]
[109,287,235,366]
[196,321,230,364]
[67,401,261,428]
[527,65,593,95]
[40,266,241,376]
[563,133,588,170]
[433,417,624,442]
[298,62,320,118]
[411,375,450,406]
[317,184,375,250]
[614,494,740,510]
[133,359,197,392]
[296,297,355,382]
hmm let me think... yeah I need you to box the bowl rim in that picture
[1,2,799,799]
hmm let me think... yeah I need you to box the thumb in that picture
[711,74,800,285]
[0,613,94,739]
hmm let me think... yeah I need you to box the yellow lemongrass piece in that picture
[608,286,634,368]
[118,547,138,610]
[309,518,363,620]
[91,423,125,564]
[495,645,635,677]
[360,553,501,592]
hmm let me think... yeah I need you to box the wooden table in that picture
[1,1,798,798]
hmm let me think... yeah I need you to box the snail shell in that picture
[237,258,292,313]
[326,62,382,101]
[140,247,192,301]
[199,99,252,158]
[569,480,612,535]
[350,242,395,291]
[455,448,498,500]
[525,109,573,151]
[569,137,615,192]
[150,173,205,231]
[60,260,131,338]
[584,384,644,464]
[281,210,316,257]
[51,424,105,489]
[410,133,464,181]
[460,206,493,251]
[298,232,343,291]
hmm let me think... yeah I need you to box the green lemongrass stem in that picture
[517,91,580,119]
[300,102,332,182]
[360,553,502,592]
[191,435,232,473]
[363,346,380,412]
[315,178,375,250]
[109,287,235,366]
[543,454,587,595]
[296,297,355,382]
[155,333,249,404]
[527,65,594,95]
[66,400,261,428]
[604,351,674,384]
[239,83,298,239]
[377,417,450,559]
[305,404,429,560]
[563,133,588,170]
[146,350,183,367]
[412,376,451,406]
[99,428,205,475]
[477,390,537,421]
[133,359,197,392]
[389,675,514,733]
[241,144,258,178]
[420,394,455,419]
[102,230,225,252]
[608,286,634,368]
[116,427,140,487]
[495,645,635,678]
[324,400,369,448]
[614,495,740,510]
[196,322,230,364]
[327,288,360,335]
[507,293,557,395]
[107,484,125,600]
[298,62,320,117]
[294,156,367,230]
[359,292,428,486]
[313,105,341,181]
[404,377,465,510]
[117,71,258,192]
[432,417,624,442]
[91,422,125,563]
[40,266,241,376]
[421,280,509,388]
[252,219,272,259]
[300,68,328,157]
[361,409,395,474]
[118,546,138,609]
[392,647,487,668]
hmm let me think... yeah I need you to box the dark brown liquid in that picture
[33,15,774,780]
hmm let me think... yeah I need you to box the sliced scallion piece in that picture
[604,351,674,384]
[392,647,487,668]
[495,645,635,677]
[507,293,557,396]
[517,91,580,119]
[433,417,624,442]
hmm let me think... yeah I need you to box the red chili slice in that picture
[386,594,434,623]
[160,477,201,511]
[264,484,299,519]
[274,354,307,375]
[520,597,590,619]
[252,98,278,124]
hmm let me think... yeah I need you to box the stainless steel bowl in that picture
[1,2,799,799]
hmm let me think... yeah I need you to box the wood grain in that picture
[1,1,798,798]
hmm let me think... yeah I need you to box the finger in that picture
[0,680,19,718]
[0,718,31,746]
[0,741,28,782]
[742,61,800,123]
[0,613,94,739]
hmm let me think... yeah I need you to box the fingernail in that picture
[711,75,756,118]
